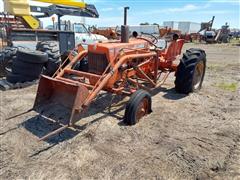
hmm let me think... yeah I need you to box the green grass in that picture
[208,64,221,71]
[216,82,238,91]
[229,38,240,46]
[207,63,228,72]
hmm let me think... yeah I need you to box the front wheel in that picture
[124,89,152,125]
[175,48,206,94]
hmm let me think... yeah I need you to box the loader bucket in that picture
[33,75,89,125]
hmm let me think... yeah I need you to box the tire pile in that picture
[0,47,18,77]
[36,41,61,76]
[6,49,48,84]
[0,41,61,84]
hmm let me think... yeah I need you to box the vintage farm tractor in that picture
[33,8,206,140]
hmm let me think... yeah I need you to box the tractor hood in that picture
[88,39,149,59]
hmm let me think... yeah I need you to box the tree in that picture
[140,22,150,25]
[153,23,159,26]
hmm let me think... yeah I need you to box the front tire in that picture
[124,89,152,125]
[175,48,206,94]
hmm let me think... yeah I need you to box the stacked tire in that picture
[0,47,18,77]
[6,49,48,84]
[36,41,61,76]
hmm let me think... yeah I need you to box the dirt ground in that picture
[0,43,239,180]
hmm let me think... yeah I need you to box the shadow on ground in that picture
[151,87,187,100]
[21,93,126,144]
[21,87,187,144]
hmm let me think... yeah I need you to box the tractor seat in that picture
[161,39,184,61]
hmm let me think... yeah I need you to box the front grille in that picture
[88,52,109,75]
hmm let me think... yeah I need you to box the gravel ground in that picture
[0,43,239,180]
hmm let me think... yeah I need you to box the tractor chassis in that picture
[33,44,182,141]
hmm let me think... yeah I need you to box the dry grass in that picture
[0,43,240,180]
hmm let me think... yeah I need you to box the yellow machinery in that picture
[3,0,38,29]
[3,0,98,29]
[34,0,86,8]
[0,0,99,77]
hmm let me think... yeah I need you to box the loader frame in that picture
[34,38,184,141]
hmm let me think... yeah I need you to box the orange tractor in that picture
[33,8,206,140]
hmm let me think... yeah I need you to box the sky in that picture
[0,0,239,29]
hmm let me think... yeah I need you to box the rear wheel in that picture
[124,89,152,125]
[175,48,206,94]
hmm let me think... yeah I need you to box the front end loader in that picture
[3,0,98,29]
[33,8,207,141]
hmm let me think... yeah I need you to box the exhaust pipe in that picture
[121,7,130,43]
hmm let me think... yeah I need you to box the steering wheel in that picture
[132,31,166,50]
[140,32,158,44]
[136,36,158,49]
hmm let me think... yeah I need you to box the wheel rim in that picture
[136,98,149,122]
[193,61,204,90]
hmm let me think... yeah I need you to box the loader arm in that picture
[34,0,86,8]
[3,0,99,29]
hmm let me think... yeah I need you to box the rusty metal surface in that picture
[34,75,89,124]
[88,52,109,75]
[31,33,186,140]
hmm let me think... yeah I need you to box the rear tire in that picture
[175,48,206,94]
[36,41,61,76]
[124,89,152,125]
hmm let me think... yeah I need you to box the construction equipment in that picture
[199,16,217,43]
[3,0,98,30]
[0,0,107,77]
[199,17,230,43]
[31,7,207,141]
[199,16,215,33]
[216,23,230,43]
[1,0,99,46]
